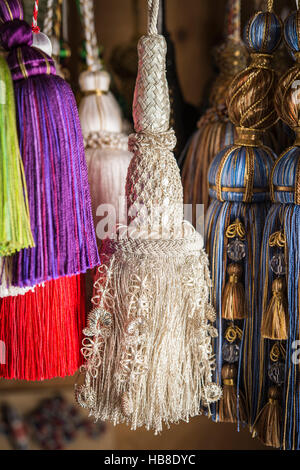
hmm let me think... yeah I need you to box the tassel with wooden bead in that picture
[219,363,247,424]
[261,278,288,340]
[253,386,282,448]
[222,264,246,320]
[205,3,281,428]
[255,7,300,450]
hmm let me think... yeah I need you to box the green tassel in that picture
[0,55,34,255]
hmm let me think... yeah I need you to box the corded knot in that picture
[128,129,177,154]
[32,25,40,34]
[249,53,273,69]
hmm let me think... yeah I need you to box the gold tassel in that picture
[222,263,246,320]
[218,364,248,423]
[253,386,282,448]
[261,278,288,340]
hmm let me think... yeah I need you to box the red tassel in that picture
[0,275,86,381]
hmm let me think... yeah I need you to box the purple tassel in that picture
[0,0,99,287]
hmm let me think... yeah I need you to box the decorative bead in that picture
[270,253,286,275]
[203,383,223,405]
[227,239,246,262]
[268,361,285,385]
[32,31,53,57]
[284,11,300,54]
[245,11,282,54]
[222,342,240,363]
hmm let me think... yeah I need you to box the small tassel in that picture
[0,55,34,256]
[253,386,282,448]
[261,278,288,340]
[222,263,246,320]
[219,364,247,423]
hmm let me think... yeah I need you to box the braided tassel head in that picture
[75,0,222,434]
[127,3,183,233]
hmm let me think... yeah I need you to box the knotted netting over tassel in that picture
[253,9,300,450]
[75,0,222,434]
[205,3,281,428]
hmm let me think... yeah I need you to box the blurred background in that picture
[0,0,294,451]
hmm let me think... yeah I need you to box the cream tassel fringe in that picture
[75,0,222,434]
[76,231,221,433]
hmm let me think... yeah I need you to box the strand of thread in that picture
[226,0,241,42]
[43,0,54,36]
[32,0,40,33]
[54,0,63,39]
[80,0,101,70]
[148,0,160,35]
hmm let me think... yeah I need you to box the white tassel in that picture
[78,64,131,230]
[75,0,222,434]
[76,232,221,433]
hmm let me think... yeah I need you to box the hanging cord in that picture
[79,0,101,71]
[148,0,160,35]
[297,0,299,10]
[226,0,241,41]
[62,0,69,43]
[54,0,63,39]
[32,0,40,33]
[267,0,274,11]
[43,0,54,36]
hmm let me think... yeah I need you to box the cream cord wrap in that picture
[79,0,101,71]
[75,0,222,433]
[43,0,54,36]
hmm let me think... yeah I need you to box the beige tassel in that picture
[75,0,222,434]
[222,263,246,320]
[218,364,247,424]
[78,0,132,231]
[261,278,288,340]
[253,386,282,448]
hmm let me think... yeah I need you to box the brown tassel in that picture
[222,263,246,320]
[218,364,248,423]
[261,278,288,340]
[253,386,282,448]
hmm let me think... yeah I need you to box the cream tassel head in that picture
[78,0,127,143]
[75,0,222,434]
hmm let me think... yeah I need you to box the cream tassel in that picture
[75,0,222,434]
[78,0,132,230]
